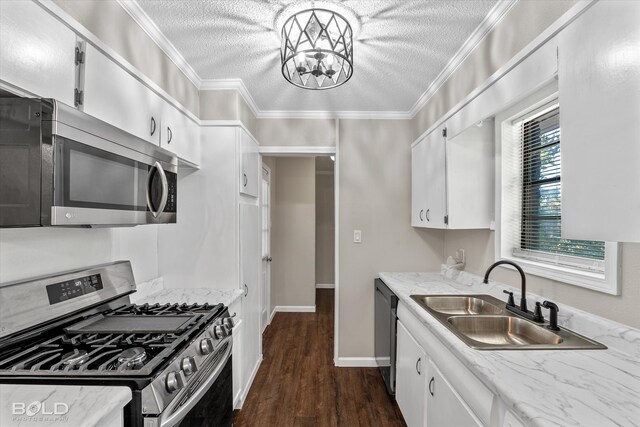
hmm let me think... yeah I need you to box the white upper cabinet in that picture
[159,101,200,165]
[411,123,494,230]
[239,129,260,198]
[411,137,429,227]
[560,0,640,242]
[411,128,447,228]
[0,1,76,105]
[83,44,163,146]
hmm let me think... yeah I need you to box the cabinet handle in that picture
[429,376,435,396]
[244,283,248,297]
[419,209,424,221]
[167,126,173,144]
[150,117,157,136]
[426,209,430,222]
[415,357,421,375]
[243,173,248,187]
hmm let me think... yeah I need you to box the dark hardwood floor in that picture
[233,289,406,427]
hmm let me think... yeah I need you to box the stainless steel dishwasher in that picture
[375,278,398,395]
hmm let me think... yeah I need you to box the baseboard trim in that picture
[274,305,316,313]
[315,283,335,289]
[236,354,263,409]
[269,307,277,324]
[335,357,379,367]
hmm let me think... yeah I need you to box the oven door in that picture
[51,136,176,226]
[152,339,233,427]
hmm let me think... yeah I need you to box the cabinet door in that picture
[396,320,426,427]
[411,139,428,227]
[426,360,482,427]
[240,130,259,197]
[423,129,447,229]
[240,203,261,395]
[159,102,200,165]
[83,44,162,145]
[559,1,640,241]
[0,1,76,105]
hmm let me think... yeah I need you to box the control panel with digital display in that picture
[46,274,104,305]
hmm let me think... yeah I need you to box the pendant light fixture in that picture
[280,8,353,90]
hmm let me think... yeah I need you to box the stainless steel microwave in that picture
[0,98,177,227]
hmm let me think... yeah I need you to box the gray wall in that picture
[270,157,316,308]
[338,119,444,357]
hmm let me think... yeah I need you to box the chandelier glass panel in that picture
[281,9,353,90]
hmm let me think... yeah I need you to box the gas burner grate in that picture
[0,302,225,377]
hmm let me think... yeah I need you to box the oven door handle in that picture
[159,338,232,427]
[146,161,169,218]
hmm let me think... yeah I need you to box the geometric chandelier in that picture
[280,8,353,90]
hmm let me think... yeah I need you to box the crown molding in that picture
[116,0,202,88]
[116,0,518,120]
[255,110,411,120]
[407,0,519,118]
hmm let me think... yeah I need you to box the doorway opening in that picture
[259,155,336,334]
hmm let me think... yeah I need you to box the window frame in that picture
[494,86,620,295]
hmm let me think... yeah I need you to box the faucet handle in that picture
[503,290,515,307]
[533,301,545,323]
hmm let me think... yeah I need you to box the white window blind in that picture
[513,105,605,271]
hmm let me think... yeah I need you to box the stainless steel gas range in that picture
[0,261,233,427]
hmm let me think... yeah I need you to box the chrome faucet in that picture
[483,260,544,323]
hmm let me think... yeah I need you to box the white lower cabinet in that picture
[396,303,496,427]
[396,320,427,427]
[239,202,261,405]
[426,360,482,427]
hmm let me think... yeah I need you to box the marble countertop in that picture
[0,384,130,427]
[379,269,640,427]
[130,277,244,307]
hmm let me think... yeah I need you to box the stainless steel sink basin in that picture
[415,296,503,315]
[410,294,607,350]
[447,315,563,346]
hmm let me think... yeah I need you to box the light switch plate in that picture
[353,230,362,243]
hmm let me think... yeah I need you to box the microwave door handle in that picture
[146,161,168,218]
[156,162,169,216]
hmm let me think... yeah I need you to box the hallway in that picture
[233,289,406,426]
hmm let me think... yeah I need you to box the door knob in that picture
[267,257,272,262]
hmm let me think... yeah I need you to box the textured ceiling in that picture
[136,0,498,113]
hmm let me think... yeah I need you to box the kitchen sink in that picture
[447,315,563,346]
[410,294,606,350]
[414,296,503,315]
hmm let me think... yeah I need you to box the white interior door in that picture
[260,165,272,332]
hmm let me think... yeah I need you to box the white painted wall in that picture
[0,226,159,284]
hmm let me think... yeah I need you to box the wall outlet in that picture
[353,230,362,243]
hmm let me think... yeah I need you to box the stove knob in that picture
[181,357,197,376]
[222,317,235,329]
[165,371,183,393]
[200,338,214,355]
[213,324,229,339]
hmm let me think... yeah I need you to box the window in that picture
[516,106,606,267]
[496,89,619,294]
